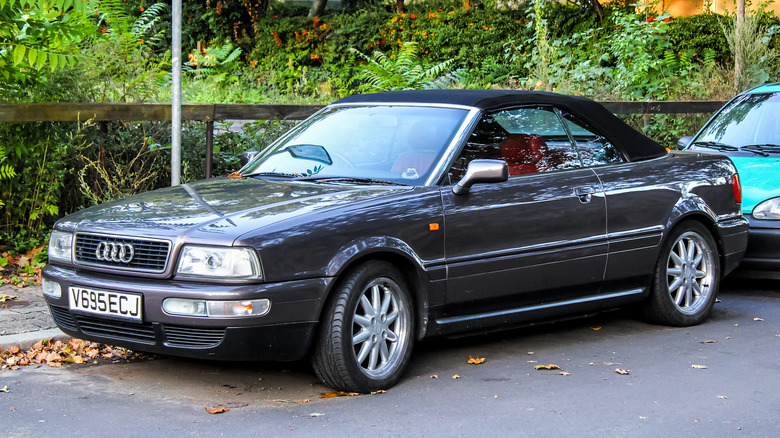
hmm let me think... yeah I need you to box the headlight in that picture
[176,245,262,280]
[753,198,780,220]
[48,230,73,263]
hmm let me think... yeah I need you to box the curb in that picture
[0,328,70,351]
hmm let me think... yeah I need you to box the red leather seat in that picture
[500,134,548,176]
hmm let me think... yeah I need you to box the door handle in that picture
[573,186,595,203]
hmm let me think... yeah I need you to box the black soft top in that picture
[335,90,667,162]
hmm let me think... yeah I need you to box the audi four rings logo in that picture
[95,242,135,263]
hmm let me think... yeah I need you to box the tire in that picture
[312,260,415,393]
[644,221,721,327]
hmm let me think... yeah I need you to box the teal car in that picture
[682,83,780,278]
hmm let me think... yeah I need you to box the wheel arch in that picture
[666,196,727,274]
[321,237,434,340]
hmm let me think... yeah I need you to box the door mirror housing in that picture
[240,151,261,167]
[677,136,693,149]
[452,159,508,195]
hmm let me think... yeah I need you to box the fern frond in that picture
[131,3,166,39]
[0,164,17,180]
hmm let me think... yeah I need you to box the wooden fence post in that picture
[205,121,214,179]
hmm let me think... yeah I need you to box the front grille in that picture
[164,325,226,348]
[49,305,78,331]
[74,233,170,273]
[74,314,157,345]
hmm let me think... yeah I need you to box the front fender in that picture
[325,236,429,277]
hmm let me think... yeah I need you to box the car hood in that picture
[730,156,780,213]
[56,177,406,243]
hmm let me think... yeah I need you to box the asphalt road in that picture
[2,279,779,437]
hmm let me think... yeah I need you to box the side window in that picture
[449,107,580,182]
[560,111,626,166]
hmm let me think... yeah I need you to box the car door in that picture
[557,108,667,296]
[440,106,608,318]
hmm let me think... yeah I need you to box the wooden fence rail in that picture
[0,101,726,177]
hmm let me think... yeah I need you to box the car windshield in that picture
[694,92,780,153]
[240,105,470,186]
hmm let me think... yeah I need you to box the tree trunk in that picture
[734,0,745,90]
[308,0,327,18]
[396,0,404,13]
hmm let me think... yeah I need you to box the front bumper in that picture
[42,264,335,361]
[731,215,780,279]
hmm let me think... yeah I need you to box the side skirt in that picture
[429,288,646,337]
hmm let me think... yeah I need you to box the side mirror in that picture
[240,151,261,167]
[452,159,508,195]
[677,136,693,149]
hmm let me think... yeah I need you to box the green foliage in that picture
[75,121,170,206]
[185,42,243,85]
[0,122,71,251]
[666,13,730,65]
[723,14,778,92]
[0,0,94,99]
[80,0,170,102]
[351,41,463,91]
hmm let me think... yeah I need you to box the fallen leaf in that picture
[228,172,243,179]
[615,368,630,375]
[534,364,560,370]
[452,374,461,379]
[0,294,16,302]
[559,371,571,376]
[468,356,485,365]
[754,317,764,321]
[205,406,229,414]
[0,385,8,392]
[309,413,325,418]
[319,391,360,398]
[691,364,708,369]
[430,374,438,379]
[371,390,386,394]
[591,327,602,331]
[700,340,717,344]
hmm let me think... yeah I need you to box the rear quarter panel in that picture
[592,152,741,292]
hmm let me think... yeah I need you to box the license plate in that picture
[68,287,142,322]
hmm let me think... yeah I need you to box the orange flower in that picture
[392,16,398,22]
[410,14,417,19]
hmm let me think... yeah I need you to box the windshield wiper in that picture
[299,176,408,186]
[242,171,300,179]
[690,141,739,151]
[739,144,780,156]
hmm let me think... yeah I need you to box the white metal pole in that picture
[171,0,182,186]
